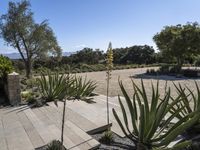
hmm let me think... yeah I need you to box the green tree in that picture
[0,1,62,78]
[70,48,104,64]
[120,45,155,64]
[153,22,200,71]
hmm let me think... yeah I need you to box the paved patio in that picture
[0,94,131,150]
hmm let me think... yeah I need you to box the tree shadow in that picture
[130,73,194,81]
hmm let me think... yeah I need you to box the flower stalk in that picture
[106,42,113,129]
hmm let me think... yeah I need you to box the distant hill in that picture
[63,52,75,56]
[2,53,21,59]
[1,51,74,59]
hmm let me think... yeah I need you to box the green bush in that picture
[99,131,113,145]
[146,68,157,75]
[194,56,200,67]
[46,140,65,150]
[113,79,199,150]
[183,69,199,77]
[21,91,36,104]
[0,55,13,79]
[158,64,171,74]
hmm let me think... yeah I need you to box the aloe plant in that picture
[112,80,200,150]
[70,75,97,100]
[170,82,200,129]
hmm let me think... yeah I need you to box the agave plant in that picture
[36,71,69,102]
[170,82,200,129]
[70,75,97,100]
[112,79,200,150]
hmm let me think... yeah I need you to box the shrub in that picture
[21,90,40,104]
[183,69,199,77]
[113,80,199,150]
[146,68,157,75]
[80,64,94,72]
[70,76,97,100]
[169,65,180,74]
[0,55,13,80]
[46,140,65,150]
[158,64,170,74]
[99,131,113,145]
[26,78,37,89]
[194,56,200,67]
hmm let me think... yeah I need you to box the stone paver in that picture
[0,101,102,150]
[2,109,34,150]
[17,111,44,148]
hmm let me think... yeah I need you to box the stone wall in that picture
[6,72,21,106]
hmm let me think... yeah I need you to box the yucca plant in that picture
[70,75,97,100]
[112,79,200,150]
[170,82,200,130]
[36,71,68,102]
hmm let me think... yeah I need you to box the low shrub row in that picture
[29,63,160,76]
[146,64,200,78]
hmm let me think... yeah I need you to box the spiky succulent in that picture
[113,79,199,150]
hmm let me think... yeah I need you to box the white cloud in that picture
[74,44,88,49]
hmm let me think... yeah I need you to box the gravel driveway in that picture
[77,67,200,99]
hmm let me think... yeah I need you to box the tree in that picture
[119,45,155,64]
[0,1,62,78]
[70,48,104,64]
[153,22,200,71]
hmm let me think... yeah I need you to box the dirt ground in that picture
[77,67,200,99]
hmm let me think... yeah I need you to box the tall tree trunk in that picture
[25,60,32,79]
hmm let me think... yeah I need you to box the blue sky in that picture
[1,0,200,53]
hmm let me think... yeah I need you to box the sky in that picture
[0,0,200,53]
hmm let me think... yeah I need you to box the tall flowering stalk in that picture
[106,42,113,128]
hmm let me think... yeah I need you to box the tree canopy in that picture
[0,1,62,78]
[113,45,155,64]
[153,22,200,70]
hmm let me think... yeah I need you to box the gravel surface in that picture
[91,131,135,150]
[77,67,200,99]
